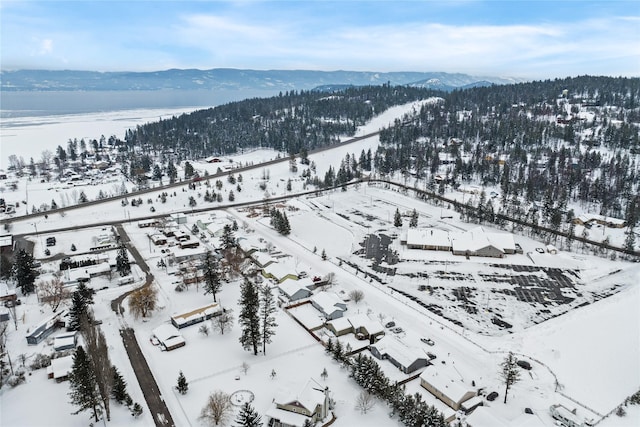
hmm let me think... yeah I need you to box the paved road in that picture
[111,225,174,427]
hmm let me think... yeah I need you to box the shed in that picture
[53,332,77,351]
[47,355,74,382]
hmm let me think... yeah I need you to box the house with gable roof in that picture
[369,335,428,374]
[419,366,478,411]
[265,378,330,427]
[278,279,312,302]
[311,291,347,320]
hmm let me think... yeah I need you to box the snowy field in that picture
[1,101,639,427]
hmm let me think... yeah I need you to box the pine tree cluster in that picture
[269,208,291,235]
[349,353,447,427]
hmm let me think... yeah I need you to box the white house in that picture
[419,367,477,410]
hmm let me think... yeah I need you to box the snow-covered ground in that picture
[1,101,639,427]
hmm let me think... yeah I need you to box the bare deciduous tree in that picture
[355,390,375,414]
[199,391,233,426]
[348,289,365,304]
[38,276,70,312]
[241,362,250,375]
[500,352,521,404]
[212,311,234,335]
[128,286,158,319]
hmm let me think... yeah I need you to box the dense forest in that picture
[123,85,442,158]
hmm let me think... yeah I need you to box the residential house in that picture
[311,292,347,320]
[265,379,330,427]
[26,310,67,345]
[326,314,385,342]
[152,324,186,351]
[419,367,477,411]
[278,279,312,302]
[369,335,428,374]
[171,303,222,329]
[263,262,299,284]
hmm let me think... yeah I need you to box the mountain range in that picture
[0,68,524,92]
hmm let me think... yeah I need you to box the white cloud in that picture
[39,38,53,55]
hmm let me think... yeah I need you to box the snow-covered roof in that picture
[53,332,77,351]
[171,303,221,326]
[419,366,475,403]
[406,228,451,248]
[0,234,12,247]
[252,251,276,267]
[48,355,74,380]
[450,226,515,253]
[311,292,347,317]
[370,335,425,369]
[264,262,296,281]
[153,324,185,348]
[265,406,310,427]
[326,316,352,332]
[278,279,310,299]
[347,313,384,336]
[576,213,625,226]
[275,378,325,413]
[465,406,508,427]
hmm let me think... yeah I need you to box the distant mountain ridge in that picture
[0,68,524,92]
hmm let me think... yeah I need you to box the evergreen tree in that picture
[111,366,130,405]
[12,249,36,294]
[203,251,222,302]
[184,161,194,179]
[220,224,236,251]
[321,249,327,260]
[234,402,262,427]
[67,284,94,331]
[167,160,177,184]
[624,227,636,254]
[79,191,88,203]
[259,285,278,355]
[115,246,131,277]
[394,208,402,227]
[68,346,102,422]
[409,209,418,228]
[238,280,261,355]
[176,371,189,395]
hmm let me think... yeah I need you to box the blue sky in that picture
[1,0,638,78]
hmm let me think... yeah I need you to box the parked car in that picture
[391,327,404,334]
[420,337,435,346]
[535,247,544,253]
[426,352,437,360]
[486,391,499,401]
[517,360,532,370]
[385,321,396,328]
[46,236,56,246]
